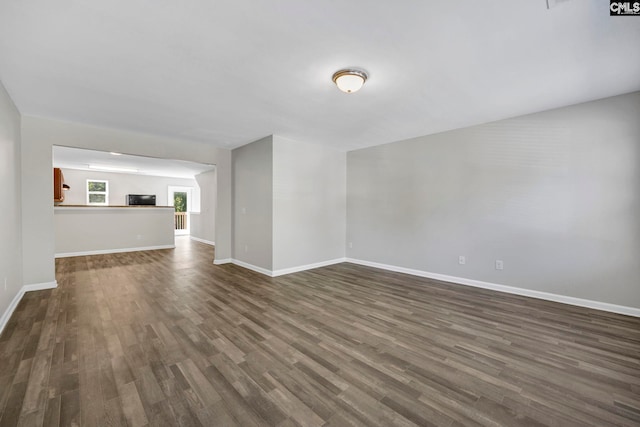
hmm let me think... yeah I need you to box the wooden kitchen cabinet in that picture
[54,168,65,202]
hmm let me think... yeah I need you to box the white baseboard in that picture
[0,289,24,337]
[55,245,175,258]
[0,280,57,337]
[213,257,346,278]
[23,281,59,292]
[190,236,215,246]
[272,258,346,277]
[345,258,640,318]
[229,259,273,276]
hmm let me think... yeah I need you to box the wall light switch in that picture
[458,256,466,265]
[495,260,504,270]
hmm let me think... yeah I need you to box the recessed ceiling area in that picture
[53,146,215,179]
[1,1,639,151]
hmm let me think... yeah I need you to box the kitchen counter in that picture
[54,205,175,257]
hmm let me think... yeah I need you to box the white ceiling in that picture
[1,1,639,151]
[53,146,215,179]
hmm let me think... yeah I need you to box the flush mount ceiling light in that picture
[332,69,368,93]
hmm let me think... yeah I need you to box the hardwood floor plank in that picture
[58,389,80,427]
[163,394,202,427]
[0,382,27,427]
[111,355,134,389]
[119,382,148,427]
[337,386,418,427]
[134,365,165,406]
[0,238,638,426]
[267,385,325,427]
[102,396,129,427]
[203,363,266,427]
[78,368,102,427]
[18,352,50,416]
[42,396,60,427]
[231,372,288,425]
[175,358,221,407]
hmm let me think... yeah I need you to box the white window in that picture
[87,179,109,205]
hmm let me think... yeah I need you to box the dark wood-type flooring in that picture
[1,237,639,426]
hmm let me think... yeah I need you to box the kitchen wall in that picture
[55,207,175,256]
[0,80,24,334]
[57,168,199,207]
[347,91,640,310]
[20,116,232,286]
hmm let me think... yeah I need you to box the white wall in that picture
[55,207,174,255]
[57,168,198,206]
[347,92,640,309]
[12,85,637,315]
[272,136,346,271]
[231,135,347,274]
[21,116,232,286]
[0,80,23,332]
[192,169,217,244]
[232,136,273,269]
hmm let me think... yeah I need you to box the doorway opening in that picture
[168,186,193,236]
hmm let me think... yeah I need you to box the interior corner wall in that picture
[272,136,346,271]
[20,116,232,286]
[232,136,273,270]
[347,91,640,309]
[192,168,217,244]
[0,79,23,330]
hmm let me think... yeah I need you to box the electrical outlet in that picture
[136,234,142,240]
[495,260,504,270]
[458,256,466,265]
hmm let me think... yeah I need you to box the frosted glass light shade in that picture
[332,69,367,93]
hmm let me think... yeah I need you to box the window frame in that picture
[86,179,109,205]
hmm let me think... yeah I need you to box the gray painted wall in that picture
[272,136,346,271]
[0,80,23,328]
[232,136,273,269]
[347,92,640,308]
[55,207,174,255]
[192,169,217,244]
[20,116,232,286]
[57,168,198,206]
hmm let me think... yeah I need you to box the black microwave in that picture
[126,194,156,206]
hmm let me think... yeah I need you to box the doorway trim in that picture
[168,186,193,236]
